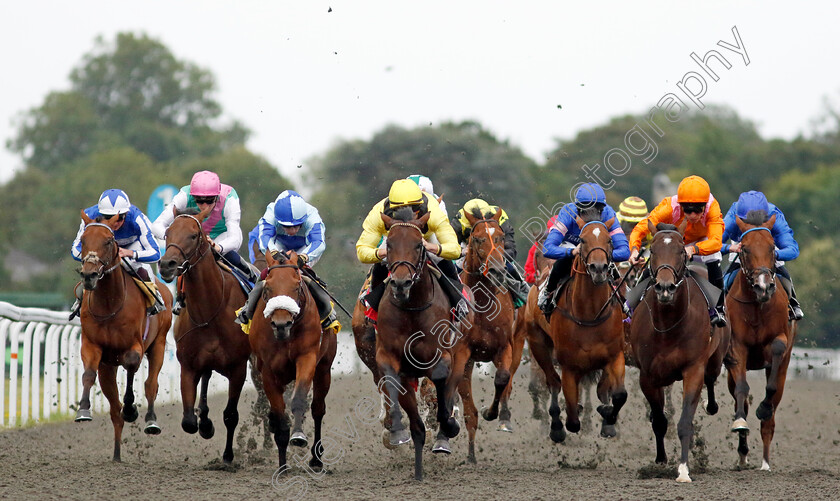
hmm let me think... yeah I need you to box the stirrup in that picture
[711,307,727,328]
[789,304,804,321]
[68,299,81,321]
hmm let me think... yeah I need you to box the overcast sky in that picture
[1,1,838,187]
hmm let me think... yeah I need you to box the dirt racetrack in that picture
[2,351,839,500]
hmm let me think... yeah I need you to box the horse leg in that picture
[728,342,750,434]
[249,356,274,449]
[143,331,166,435]
[759,343,793,472]
[198,371,215,439]
[120,347,142,423]
[499,319,528,431]
[432,347,466,455]
[309,350,333,471]
[528,328,563,441]
[262,371,291,470]
[457,362,479,464]
[222,364,247,465]
[675,364,705,483]
[98,364,124,462]
[376,353,409,447]
[289,353,317,447]
[561,369,582,433]
[397,382,426,481]
[756,336,787,422]
[597,353,627,438]
[75,341,102,422]
[640,376,668,465]
[528,362,549,422]
[727,369,750,466]
[180,368,200,434]
[482,341,513,423]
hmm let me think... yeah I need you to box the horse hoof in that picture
[566,420,581,433]
[600,424,617,438]
[144,421,162,435]
[549,427,566,444]
[75,409,92,422]
[596,405,613,420]
[705,400,719,415]
[481,406,498,422]
[676,463,692,483]
[444,417,460,438]
[756,402,773,421]
[122,405,139,423]
[290,431,308,447]
[182,418,198,434]
[731,418,748,432]
[760,460,771,471]
[381,430,399,450]
[498,420,514,433]
[199,420,215,440]
[389,429,411,447]
[431,438,451,455]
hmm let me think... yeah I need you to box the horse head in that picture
[736,211,778,303]
[575,212,614,285]
[159,205,213,282]
[381,207,431,302]
[78,211,120,291]
[262,250,305,341]
[464,207,506,283]
[647,219,688,305]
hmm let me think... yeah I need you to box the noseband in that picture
[264,262,307,321]
[81,223,121,281]
[467,218,506,278]
[738,227,776,291]
[386,222,428,289]
[576,221,613,276]
[649,230,687,287]
[165,214,210,275]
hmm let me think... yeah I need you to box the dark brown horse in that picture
[249,250,336,471]
[725,213,796,471]
[528,215,627,443]
[447,208,515,463]
[158,207,251,465]
[629,221,728,482]
[74,213,172,461]
[376,208,461,481]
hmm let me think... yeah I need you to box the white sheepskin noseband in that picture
[263,295,300,318]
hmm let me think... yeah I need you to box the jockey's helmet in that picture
[617,196,648,224]
[190,170,221,197]
[407,174,435,195]
[462,198,493,219]
[736,191,770,220]
[274,190,309,226]
[574,183,607,213]
[98,189,131,215]
[676,175,710,204]
[388,179,424,208]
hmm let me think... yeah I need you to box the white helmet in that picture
[407,174,435,195]
[98,189,131,215]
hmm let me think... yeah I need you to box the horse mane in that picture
[471,207,492,220]
[390,206,417,223]
[656,223,678,232]
[578,207,602,224]
[176,207,201,217]
[742,209,769,226]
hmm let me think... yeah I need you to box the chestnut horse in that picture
[446,208,515,463]
[158,207,252,465]
[725,213,796,472]
[629,221,728,482]
[376,208,461,481]
[528,215,627,443]
[74,213,172,461]
[249,250,336,471]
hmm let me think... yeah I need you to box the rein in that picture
[465,218,504,279]
[80,223,126,320]
[264,263,308,321]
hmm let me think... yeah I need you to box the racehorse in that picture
[448,208,516,463]
[528,214,627,442]
[629,221,728,482]
[74,212,172,461]
[158,207,252,465]
[248,250,336,471]
[376,207,461,481]
[725,213,797,471]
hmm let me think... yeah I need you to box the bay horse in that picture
[629,221,728,482]
[249,250,336,471]
[528,214,627,443]
[74,212,172,461]
[376,207,461,481]
[447,208,515,463]
[725,213,796,471]
[158,207,252,465]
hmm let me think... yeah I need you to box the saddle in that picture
[130,276,161,310]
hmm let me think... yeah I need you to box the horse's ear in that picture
[417,211,431,227]
[265,250,277,267]
[605,217,615,229]
[197,204,212,221]
[287,250,298,264]
[464,209,478,227]
[381,212,394,229]
[172,205,181,217]
[647,218,657,236]
[81,210,93,225]
[735,216,748,232]
[575,215,585,229]
[763,213,776,229]
[492,207,503,222]
[677,218,688,237]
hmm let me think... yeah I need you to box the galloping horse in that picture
[448,208,516,463]
[249,250,336,471]
[528,214,627,442]
[75,213,172,461]
[158,207,252,465]
[629,221,728,482]
[725,213,796,471]
[376,207,461,481]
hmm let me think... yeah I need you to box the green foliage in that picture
[788,237,840,347]
[765,164,840,245]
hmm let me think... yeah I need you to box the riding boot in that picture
[789,292,804,321]
[149,289,166,315]
[363,262,389,311]
[236,280,265,325]
[304,276,340,331]
[172,292,185,316]
[776,269,804,321]
[438,259,469,321]
[538,257,572,320]
[68,282,83,321]
[707,260,727,328]
[505,262,529,308]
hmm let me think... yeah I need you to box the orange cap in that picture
[677,175,710,203]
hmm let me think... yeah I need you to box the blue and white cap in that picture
[98,189,131,215]
[273,190,309,226]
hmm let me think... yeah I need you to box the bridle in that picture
[80,222,126,321]
[573,221,613,279]
[164,214,210,276]
[648,230,688,289]
[465,217,505,280]
[264,261,307,322]
[386,222,428,289]
[738,227,776,292]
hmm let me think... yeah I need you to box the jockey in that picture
[628,175,727,327]
[151,170,257,314]
[450,198,530,307]
[721,190,803,320]
[616,196,650,283]
[69,189,165,319]
[356,178,468,321]
[407,174,448,217]
[236,190,337,330]
[524,215,558,284]
[537,183,631,318]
